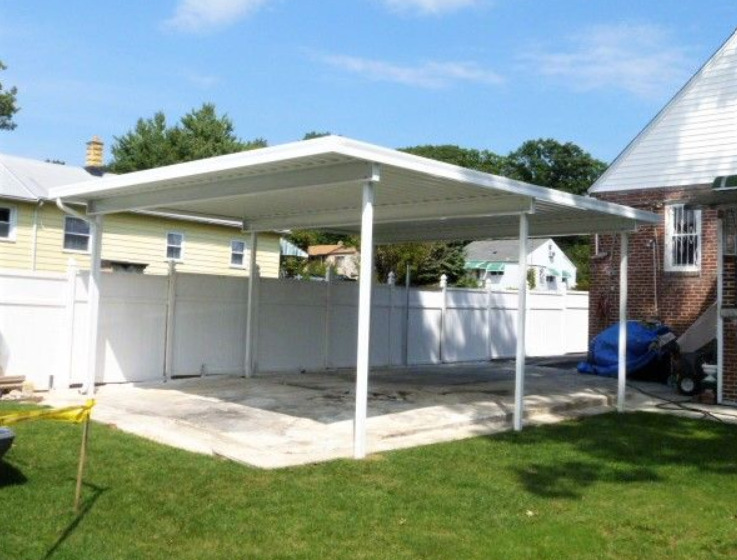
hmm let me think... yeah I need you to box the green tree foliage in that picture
[303,131,332,140]
[109,103,266,173]
[503,139,607,289]
[371,145,507,285]
[400,144,505,175]
[0,61,19,131]
[503,138,607,196]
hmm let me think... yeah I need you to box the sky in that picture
[0,1,735,168]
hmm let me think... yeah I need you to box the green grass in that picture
[1,405,736,560]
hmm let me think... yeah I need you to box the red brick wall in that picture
[590,185,737,403]
[590,185,718,337]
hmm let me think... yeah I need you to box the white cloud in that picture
[181,71,220,89]
[165,0,271,33]
[319,53,503,89]
[524,23,695,99]
[380,0,481,15]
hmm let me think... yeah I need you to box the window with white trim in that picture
[230,240,248,268]
[0,206,17,241]
[63,216,91,252]
[665,204,701,272]
[166,232,184,261]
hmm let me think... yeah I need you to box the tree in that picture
[503,138,607,289]
[109,103,266,173]
[0,61,19,131]
[372,145,507,285]
[503,138,606,196]
[303,131,332,140]
[400,144,505,175]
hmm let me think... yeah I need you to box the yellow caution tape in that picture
[0,400,95,426]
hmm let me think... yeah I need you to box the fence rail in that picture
[0,266,588,389]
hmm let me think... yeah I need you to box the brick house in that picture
[588,28,737,404]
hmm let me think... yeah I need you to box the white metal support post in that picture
[513,213,529,431]
[617,232,629,412]
[85,215,103,396]
[354,165,379,459]
[245,231,259,377]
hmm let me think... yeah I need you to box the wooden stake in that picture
[74,418,90,513]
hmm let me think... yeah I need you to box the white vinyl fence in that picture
[0,266,588,390]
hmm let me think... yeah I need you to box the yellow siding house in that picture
[0,153,281,277]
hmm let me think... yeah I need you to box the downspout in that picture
[55,198,101,395]
[31,200,44,271]
[56,198,91,224]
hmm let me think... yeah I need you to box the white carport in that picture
[50,136,659,459]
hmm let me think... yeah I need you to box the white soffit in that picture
[50,136,658,241]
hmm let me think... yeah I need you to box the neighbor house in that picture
[464,238,577,290]
[0,138,282,277]
[307,243,359,278]
[588,28,737,404]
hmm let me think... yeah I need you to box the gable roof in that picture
[465,239,548,263]
[590,28,737,193]
[0,153,97,201]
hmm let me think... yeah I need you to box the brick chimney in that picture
[85,135,105,176]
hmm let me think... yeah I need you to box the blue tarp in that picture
[578,321,672,378]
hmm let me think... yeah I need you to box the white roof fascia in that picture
[590,29,737,194]
[50,135,659,226]
[48,136,659,244]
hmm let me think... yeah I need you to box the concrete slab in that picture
[42,361,718,469]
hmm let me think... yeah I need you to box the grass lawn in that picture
[1,406,736,560]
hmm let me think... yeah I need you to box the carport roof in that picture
[49,136,659,242]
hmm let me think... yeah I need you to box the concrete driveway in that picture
[44,360,626,469]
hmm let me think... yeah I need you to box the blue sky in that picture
[0,1,735,167]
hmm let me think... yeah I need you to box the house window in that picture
[230,240,248,268]
[665,204,701,271]
[63,217,91,252]
[0,206,16,241]
[166,232,184,261]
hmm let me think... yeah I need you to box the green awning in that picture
[464,260,488,270]
[561,270,571,279]
[546,268,560,277]
[485,262,505,272]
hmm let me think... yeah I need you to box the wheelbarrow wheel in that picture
[677,374,701,397]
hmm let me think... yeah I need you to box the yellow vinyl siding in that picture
[0,201,35,270]
[0,200,281,277]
